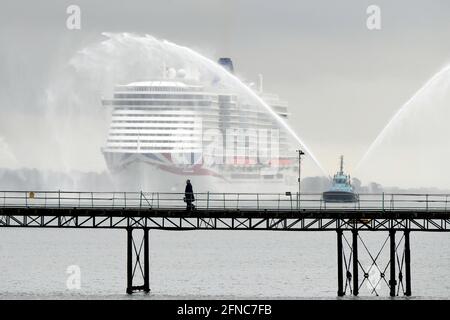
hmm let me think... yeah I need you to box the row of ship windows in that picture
[111,106,281,115]
[115,89,237,102]
[106,146,200,150]
[108,140,201,147]
[111,104,275,113]
[109,133,195,136]
[113,94,218,100]
[107,141,278,148]
[110,127,196,130]
[108,133,288,144]
[112,121,217,126]
[113,107,219,111]
[107,145,200,149]
[111,112,280,121]
[111,117,279,124]
[112,113,217,117]
[105,100,214,106]
[108,136,280,142]
[107,139,196,143]
[111,103,270,109]
[105,147,282,152]
[111,117,278,125]
[118,87,203,92]
[109,127,288,133]
[110,118,286,125]
[109,123,288,128]
[110,102,257,107]
[108,133,288,139]
[111,113,268,119]
[110,126,280,131]
[107,134,288,141]
[112,120,196,124]
[112,121,259,127]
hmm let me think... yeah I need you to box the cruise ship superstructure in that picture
[101,58,298,190]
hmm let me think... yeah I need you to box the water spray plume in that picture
[145,34,328,175]
[354,63,450,188]
[41,32,327,186]
[356,64,450,172]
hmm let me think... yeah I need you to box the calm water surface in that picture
[0,229,449,299]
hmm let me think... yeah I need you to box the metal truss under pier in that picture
[2,191,450,296]
[2,207,450,231]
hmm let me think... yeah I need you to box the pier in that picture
[1,191,450,296]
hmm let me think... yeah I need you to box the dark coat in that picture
[185,182,194,201]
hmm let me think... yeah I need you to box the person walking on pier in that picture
[184,179,195,211]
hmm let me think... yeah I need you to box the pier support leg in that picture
[352,230,359,296]
[389,230,396,297]
[126,227,133,295]
[404,230,411,296]
[125,228,150,294]
[144,228,150,293]
[337,230,344,297]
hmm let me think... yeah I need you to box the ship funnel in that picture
[218,57,234,74]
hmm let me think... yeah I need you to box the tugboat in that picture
[323,156,359,203]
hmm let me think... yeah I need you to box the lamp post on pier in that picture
[296,149,305,209]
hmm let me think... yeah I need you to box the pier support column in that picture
[126,227,133,294]
[144,228,150,293]
[352,230,359,296]
[125,227,151,294]
[337,230,344,297]
[389,230,397,297]
[404,230,411,296]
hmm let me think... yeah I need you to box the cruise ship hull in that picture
[103,151,296,192]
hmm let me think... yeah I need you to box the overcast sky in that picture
[1,0,450,187]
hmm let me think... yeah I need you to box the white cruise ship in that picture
[101,59,298,191]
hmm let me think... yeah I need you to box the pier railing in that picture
[1,191,450,211]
